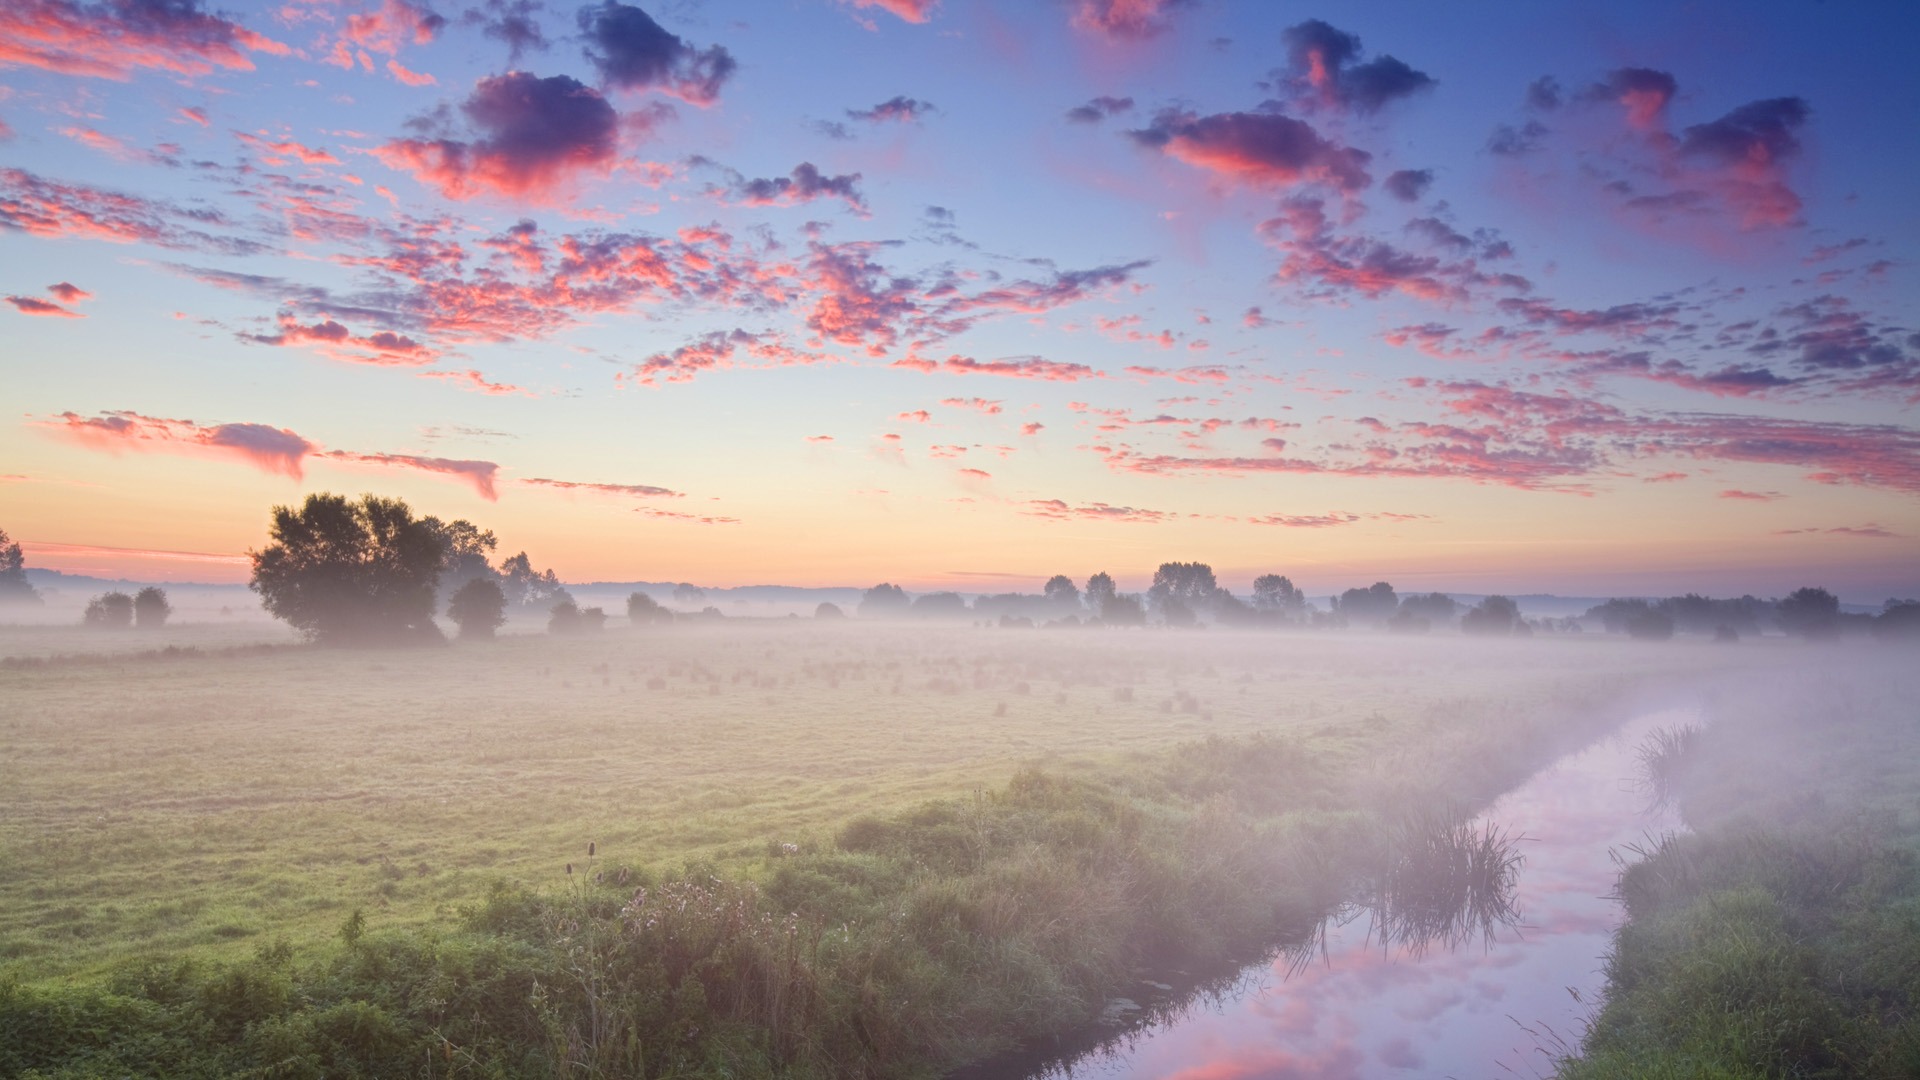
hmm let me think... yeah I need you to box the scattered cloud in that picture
[374,72,621,203]
[0,0,288,80]
[578,0,734,105]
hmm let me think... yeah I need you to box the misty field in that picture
[0,624,1745,981]
[4,621,1911,1077]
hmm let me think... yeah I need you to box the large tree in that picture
[424,517,499,604]
[1147,561,1219,625]
[0,527,42,606]
[1043,574,1081,609]
[857,582,910,618]
[1775,586,1840,639]
[447,577,507,639]
[499,551,570,610]
[1084,572,1117,616]
[1252,573,1305,614]
[1337,581,1399,625]
[132,586,172,629]
[250,493,447,644]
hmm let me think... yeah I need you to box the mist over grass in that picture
[1,611,1913,1076]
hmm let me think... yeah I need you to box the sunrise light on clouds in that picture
[2,0,1915,598]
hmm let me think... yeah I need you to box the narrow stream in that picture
[983,708,1690,1080]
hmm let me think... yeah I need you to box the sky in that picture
[2,0,1917,600]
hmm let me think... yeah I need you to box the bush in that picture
[627,591,673,625]
[447,578,507,639]
[132,586,172,629]
[83,591,134,629]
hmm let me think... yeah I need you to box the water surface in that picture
[1012,709,1689,1080]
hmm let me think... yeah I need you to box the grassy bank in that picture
[0,624,1735,983]
[1560,654,1920,1079]
[0,624,1791,1077]
[3,680,1626,1079]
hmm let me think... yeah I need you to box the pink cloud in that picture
[940,397,1004,414]
[6,294,82,318]
[636,507,739,525]
[1070,0,1192,41]
[47,281,91,303]
[1021,422,1043,435]
[247,315,438,366]
[0,167,254,252]
[519,477,680,498]
[1132,110,1371,191]
[375,73,620,204]
[845,0,936,23]
[625,328,827,386]
[0,0,288,81]
[236,131,341,166]
[1717,489,1782,501]
[416,368,532,396]
[1023,498,1172,523]
[40,410,315,477]
[893,353,1102,382]
[321,450,499,500]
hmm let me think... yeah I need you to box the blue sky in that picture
[2,0,1916,599]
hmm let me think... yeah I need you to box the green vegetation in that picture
[0,622,1765,1077]
[1562,660,1920,1079]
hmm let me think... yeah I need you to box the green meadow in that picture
[1,619,1903,1077]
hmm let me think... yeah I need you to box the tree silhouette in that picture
[83,591,134,628]
[628,591,673,625]
[425,517,499,605]
[1336,581,1399,625]
[1043,574,1081,609]
[1148,562,1218,624]
[910,591,968,619]
[499,552,570,610]
[447,577,507,639]
[249,493,446,645]
[0,527,41,606]
[858,582,910,618]
[1460,595,1519,636]
[132,586,172,629]
[1084,572,1117,617]
[1252,574,1305,615]
[672,583,707,606]
[814,601,846,619]
[1775,586,1840,639]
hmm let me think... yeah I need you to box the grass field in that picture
[0,620,1758,986]
[9,618,1903,1077]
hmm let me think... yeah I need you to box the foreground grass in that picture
[1561,655,1920,1079]
[0,622,1818,1077]
[0,623,1738,984]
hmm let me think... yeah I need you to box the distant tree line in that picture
[16,501,1907,648]
[845,561,1918,643]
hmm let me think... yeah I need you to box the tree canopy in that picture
[858,583,910,618]
[0,527,41,606]
[250,493,446,645]
[447,578,507,639]
[132,586,172,629]
[83,591,134,629]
